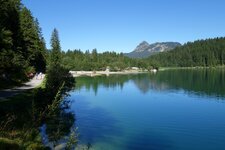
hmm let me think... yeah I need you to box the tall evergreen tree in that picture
[20,7,46,72]
[49,28,61,66]
[0,0,27,85]
[45,29,75,96]
[0,0,47,88]
[46,28,64,91]
[33,19,47,72]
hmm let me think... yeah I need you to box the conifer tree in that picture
[49,28,61,66]
[0,0,47,87]
[20,7,46,72]
[46,28,64,92]
[0,0,26,84]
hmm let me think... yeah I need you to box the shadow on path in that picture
[0,75,44,100]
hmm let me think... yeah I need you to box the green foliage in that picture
[61,49,148,71]
[45,65,73,94]
[46,82,65,117]
[0,79,75,149]
[42,29,77,148]
[26,143,50,150]
[0,2,76,149]
[0,0,47,88]
[46,29,75,95]
[49,28,61,66]
[147,37,225,67]
[0,0,26,86]
[19,6,46,72]
[65,128,78,150]
[0,138,20,150]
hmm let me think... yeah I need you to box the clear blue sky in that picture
[22,0,225,53]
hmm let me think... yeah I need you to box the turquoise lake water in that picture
[67,69,225,150]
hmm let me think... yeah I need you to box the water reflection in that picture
[44,110,75,147]
[150,69,225,98]
[72,69,225,150]
[75,69,225,98]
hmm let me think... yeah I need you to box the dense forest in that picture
[0,0,76,148]
[61,49,148,71]
[147,37,225,67]
[0,27,76,149]
[0,0,46,87]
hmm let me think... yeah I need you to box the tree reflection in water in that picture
[76,69,225,99]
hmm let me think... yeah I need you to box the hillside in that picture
[125,41,181,58]
[147,37,225,67]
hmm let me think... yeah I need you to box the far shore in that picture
[159,65,225,71]
[69,70,152,77]
[69,66,225,77]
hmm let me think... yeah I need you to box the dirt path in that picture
[0,75,45,100]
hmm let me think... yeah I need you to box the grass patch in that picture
[0,89,33,104]
[0,81,49,149]
[0,137,50,150]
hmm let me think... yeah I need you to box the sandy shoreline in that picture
[69,70,150,77]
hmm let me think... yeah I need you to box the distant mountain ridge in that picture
[125,41,181,58]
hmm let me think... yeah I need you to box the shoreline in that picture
[69,70,150,77]
[159,66,225,71]
[69,66,225,77]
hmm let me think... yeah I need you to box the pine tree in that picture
[33,19,47,72]
[0,0,47,87]
[49,28,61,66]
[0,0,27,85]
[20,7,46,72]
[46,29,64,91]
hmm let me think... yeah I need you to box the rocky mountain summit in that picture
[125,41,181,58]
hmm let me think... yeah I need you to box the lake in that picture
[65,69,225,150]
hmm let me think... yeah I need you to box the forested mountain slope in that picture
[147,37,225,67]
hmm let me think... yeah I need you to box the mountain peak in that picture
[125,41,181,58]
[140,41,149,45]
[134,41,150,52]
